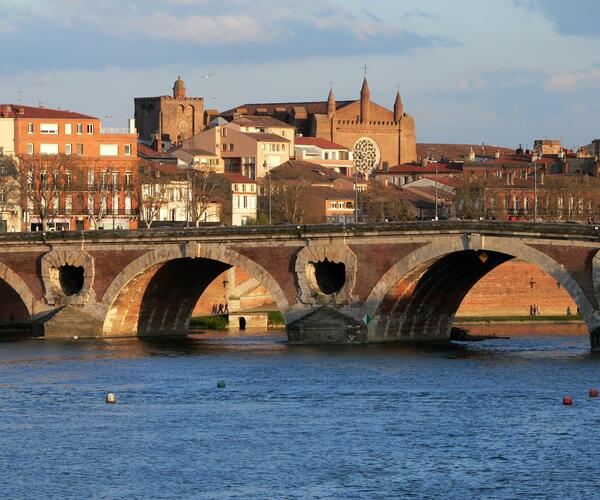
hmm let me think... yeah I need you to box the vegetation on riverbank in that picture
[189,315,228,330]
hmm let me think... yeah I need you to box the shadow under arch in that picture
[101,244,290,337]
[0,262,36,318]
[365,235,598,343]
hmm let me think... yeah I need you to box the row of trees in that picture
[455,174,600,220]
[0,154,226,230]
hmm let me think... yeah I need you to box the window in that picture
[112,171,118,186]
[27,123,34,134]
[65,123,72,135]
[40,123,59,134]
[124,196,132,215]
[65,195,72,214]
[40,143,59,154]
[53,171,59,187]
[76,123,83,134]
[77,144,83,155]
[113,194,119,214]
[87,170,95,186]
[87,194,94,211]
[243,195,248,208]
[87,123,94,134]
[27,143,34,155]
[100,144,119,156]
[66,171,72,188]
[65,144,72,155]
[124,144,131,156]
[125,171,132,187]
[101,171,108,187]
[0,191,6,204]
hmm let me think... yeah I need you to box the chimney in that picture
[128,118,137,134]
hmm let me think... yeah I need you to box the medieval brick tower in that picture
[134,76,208,149]
[221,78,417,170]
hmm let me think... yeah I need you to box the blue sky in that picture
[2,0,600,148]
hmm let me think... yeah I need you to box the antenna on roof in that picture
[362,64,368,77]
[17,90,23,103]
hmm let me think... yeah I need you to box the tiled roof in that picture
[295,137,349,150]
[417,143,515,161]
[376,162,463,174]
[138,142,177,159]
[179,148,217,156]
[243,132,290,143]
[221,173,256,183]
[232,115,294,128]
[221,100,354,118]
[0,103,97,120]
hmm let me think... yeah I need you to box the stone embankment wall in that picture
[457,259,577,317]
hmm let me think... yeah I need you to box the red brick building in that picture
[0,104,139,230]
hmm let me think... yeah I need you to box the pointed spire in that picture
[361,76,370,98]
[327,84,336,119]
[394,88,403,122]
[360,77,370,123]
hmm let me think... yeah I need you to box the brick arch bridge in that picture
[0,222,599,349]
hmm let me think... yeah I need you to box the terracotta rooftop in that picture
[137,142,177,160]
[376,162,463,174]
[232,115,294,129]
[178,147,217,156]
[243,132,290,143]
[295,137,349,150]
[221,173,256,184]
[0,103,97,120]
[221,100,354,118]
[417,143,515,161]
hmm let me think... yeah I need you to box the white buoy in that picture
[106,393,117,404]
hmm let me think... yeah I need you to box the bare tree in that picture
[188,166,222,226]
[12,154,82,231]
[270,178,312,224]
[138,162,178,228]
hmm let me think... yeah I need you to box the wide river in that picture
[1,331,599,498]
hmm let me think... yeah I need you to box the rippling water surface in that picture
[1,331,600,498]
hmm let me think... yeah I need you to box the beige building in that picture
[170,147,223,172]
[181,123,291,179]
[294,137,354,175]
[221,173,258,225]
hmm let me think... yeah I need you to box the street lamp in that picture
[263,160,271,225]
[434,160,439,221]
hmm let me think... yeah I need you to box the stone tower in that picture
[134,76,207,150]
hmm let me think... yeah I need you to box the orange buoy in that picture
[589,388,599,398]
[563,395,573,405]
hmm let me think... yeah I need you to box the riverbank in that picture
[454,318,587,336]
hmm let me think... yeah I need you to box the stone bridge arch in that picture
[101,243,290,337]
[364,234,600,343]
[0,261,38,320]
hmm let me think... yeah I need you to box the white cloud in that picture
[454,72,488,92]
[544,67,600,91]
[126,14,275,44]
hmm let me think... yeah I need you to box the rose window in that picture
[352,137,380,176]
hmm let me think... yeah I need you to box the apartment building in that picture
[0,104,139,230]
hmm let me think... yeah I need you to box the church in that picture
[220,77,417,172]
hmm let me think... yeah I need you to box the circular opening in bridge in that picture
[309,259,346,295]
[59,265,84,296]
